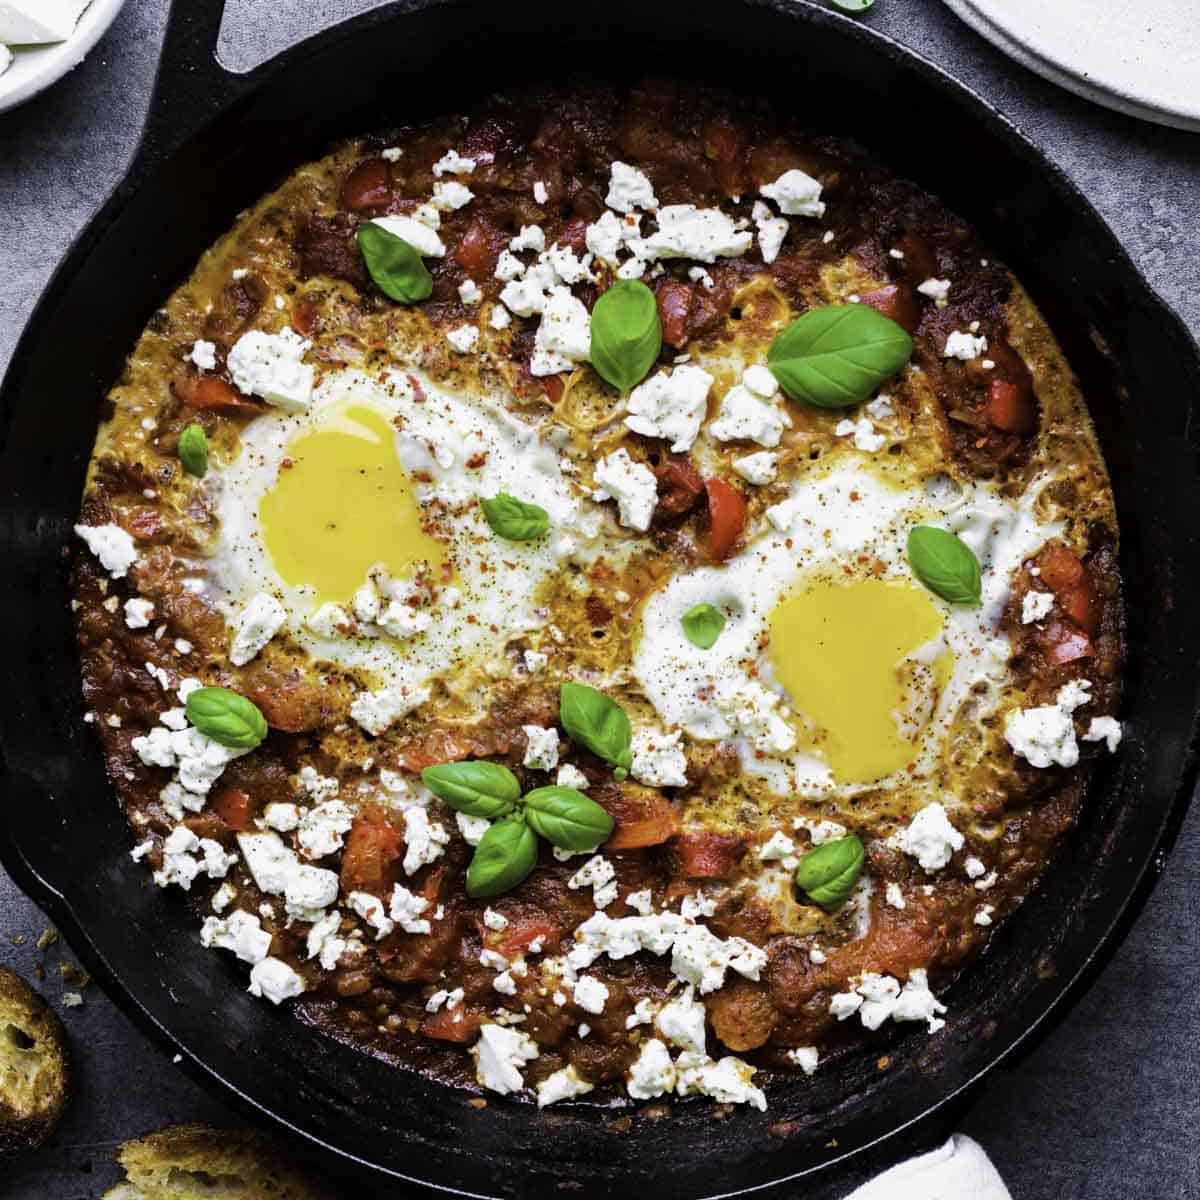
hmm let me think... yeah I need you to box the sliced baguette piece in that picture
[103,1124,340,1199]
[0,965,70,1156]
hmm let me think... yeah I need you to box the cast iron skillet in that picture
[2,0,1199,1195]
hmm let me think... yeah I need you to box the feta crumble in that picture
[760,168,826,218]
[888,802,965,872]
[573,975,610,1014]
[917,278,951,307]
[247,958,305,1005]
[190,339,217,371]
[643,205,753,263]
[752,200,788,264]
[537,1064,592,1107]
[227,327,314,411]
[623,364,714,453]
[522,724,561,771]
[630,726,688,788]
[472,1024,539,1095]
[1083,716,1123,753]
[731,450,778,485]
[1021,590,1055,624]
[75,523,137,579]
[229,592,286,666]
[446,324,479,354]
[606,162,658,214]
[1004,678,1093,768]
[592,449,658,532]
[943,330,988,361]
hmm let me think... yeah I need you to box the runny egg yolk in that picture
[260,403,446,604]
[768,577,951,784]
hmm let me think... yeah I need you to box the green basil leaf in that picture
[767,304,912,408]
[480,493,550,542]
[559,682,633,780]
[178,424,208,477]
[794,835,865,910]
[185,686,268,750]
[590,279,662,393]
[523,786,615,851]
[420,761,521,819]
[681,602,726,650]
[357,222,433,304]
[906,526,982,606]
[830,0,874,12]
[466,814,539,898]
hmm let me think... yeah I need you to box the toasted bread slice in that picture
[103,1124,339,1199]
[0,965,70,1156]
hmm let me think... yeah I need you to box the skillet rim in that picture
[1,0,1199,1194]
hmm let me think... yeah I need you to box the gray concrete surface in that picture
[1,1,1198,1196]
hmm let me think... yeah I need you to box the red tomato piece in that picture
[652,455,705,518]
[702,115,750,197]
[1039,620,1093,665]
[339,815,404,896]
[211,788,253,831]
[340,158,391,211]
[985,378,1036,435]
[1034,544,1097,633]
[656,281,695,349]
[704,477,747,562]
[420,1005,481,1044]
[453,218,509,281]
[672,830,745,879]
[859,284,919,333]
[172,374,258,411]
[603,788,679,850]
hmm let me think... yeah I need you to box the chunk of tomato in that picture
[172,374,258,411]
[340,815,404,896]
[672,830,745,879]
[704,478,747,562]
[211,788,253,832]
[340,158,391,211]
[985,378,1036,435]
[656,281,694,349]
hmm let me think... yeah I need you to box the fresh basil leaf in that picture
[767,304,912,408]
[590,279,662,393]
[480,493,550,542]
[906,526,982,606]
[794,835,865,910]
[830,0,874,12]
[420,761,521,819]
[466,814,538,898]
[178,424,208,477]
[681,602,726,650]
[523,786,615,851]
[357,222,433,304]
[185,686,267,750]
[559,682,633,780]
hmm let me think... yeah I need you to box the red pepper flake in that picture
[466,452,488,469]
[849,491,860,502]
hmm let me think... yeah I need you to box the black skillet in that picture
[2,0,1199,1195]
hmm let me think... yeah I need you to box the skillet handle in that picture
[136,0,251,170]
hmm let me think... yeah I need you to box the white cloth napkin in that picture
[844,1135,1012,1200]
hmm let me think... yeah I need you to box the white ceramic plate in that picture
[0,0,128,114]
[942,0,1200,132]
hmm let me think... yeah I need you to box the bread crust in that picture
[0,965,70,1156]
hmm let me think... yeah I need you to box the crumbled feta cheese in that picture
[201,912,272,960]
[732,450,778,485]
[630,726,688,788]
[573,975,610,1014]
[530,286,591,376]
[964,856,986,879]
[568,856,618,908]
[1004,678,1093,768]
[917,278,951,307]
[458,279,483,306]
[625,889,653,916]
[247,957,305,1005]
[510,224,546,253]
[210,881,237,913]
[229,591,286,666]
[236,831,298,895]
[446,324,479,354]
[533,180,549,205]
[431,181,473,211]
[489,304,512,330]
[688,266,715,289]
[888,802,965,872]
[350,683,429,735]
[370,214,445,258]
[592,449,658,532]
[556,763,590,790]
[642,205,753,263]
[305,910,346,970]
[494,250,526,282]
[284,864,340,920]
[403,805,448,875]
[759,831,796,862]
[709,377,791,447]
[787,1046,820,1075]
[1021,591,1055,624]
[457,811,490,846]
[606,162,658,214]
[433,149,476,177]
[537,1064,593,1107]
[123,597,154,628]
[389,884,432,934]
[472,1024,539,1095]
[348,891,394,940]
[831,969,946,1034]
[297,801,355,860]
[1083,716,1123,753]
[760,169,826,218]
[834,415,887,453]
[75,523,137,579]
[943,330,988,361]
[975,905,995,926]
[586,210,643,268]
[626,1038,676,1099]
[299,765,338,801]
[671,924,766,994]
[623,364,713,453]
[885,882,907,910]
[751,200,788,264]
[522,724,561,771]
[680,892,717,920]
[655,985,707,1053]
[227,327,313,411]
[483,907,509,931]
[190,339,217,371]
